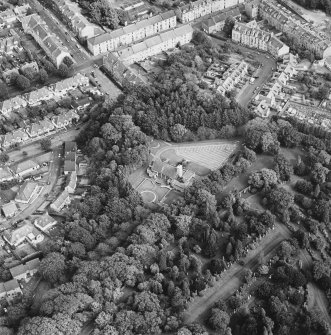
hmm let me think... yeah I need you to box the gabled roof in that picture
[15,181,38,202]
[34,213,56,229]
[1,202,17,218]
[11,160,39,174]
[3,221,34,245]
[52,190,69,209]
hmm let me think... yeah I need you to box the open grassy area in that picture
[136,178,170,203]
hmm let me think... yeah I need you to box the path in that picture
[184,223,290,324]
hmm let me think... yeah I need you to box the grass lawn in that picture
[136,178,170,203]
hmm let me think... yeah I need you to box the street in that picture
[7,127,81,164]
[184,223,290,324]
[210,37,276,107]
[27,0,90,64]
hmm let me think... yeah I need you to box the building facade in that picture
[87,10,177,55]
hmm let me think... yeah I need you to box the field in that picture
[158,140,238,176]
[136,179,171,203]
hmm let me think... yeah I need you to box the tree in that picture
[39,252,66,284]
[40,138,51,151]
[58,63,71,78]
[248,168,278,191]
[17,316,59,335]
[0,82,9,100]
[311,163,329,184]
[274,154,293,181]
[209,308,230,332]
[62,56,74,67]
[39,68,48,83]
[15,74,30,90]
[170,124,188,142]
[223,16,235,37]
[0,152,9,163]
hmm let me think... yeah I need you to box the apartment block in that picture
[114,24,194,64]
[87,10,177,55]
[20,14,72,67]
[259,0,331,59]
[202,7,240,34]
[55,0,103,40]
[232,21,289,58]
[176,0,244,24]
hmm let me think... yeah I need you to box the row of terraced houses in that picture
[0,73,89,118]
[246,0,331,59]
[87,0,245,56]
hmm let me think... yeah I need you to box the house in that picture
[34,213,57,231]
[25,87,54,106]
[50,190,71,212]
[21,14,72,68]
[14,4,31,17]
[245,0,259,19]
[12,129,29,144]
[259,0,331,59]
[115,24,194,64]
[65,171,77,193]
[202,7,241,34]
[87,10,177,55]
[11,160,40,178]
[71,97,91,110]
[0,167,13,182]
[0,279,22,301]
[55,0,103,40]
[232,21,289,58]
[9,259,40,282]
[53,73,89,96]
[1,202,18,219]
[52,110,79,129]
[15,181,41,204]
[3,221,34,246]
[27,232,44,245]
[0,9,17,24]
[148,158,195,192]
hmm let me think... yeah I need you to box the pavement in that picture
[184,223,290,324]
[210,37,276,108]
[27,0,90,64]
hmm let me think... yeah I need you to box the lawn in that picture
[136,178,170,203]
[159,140,238,176]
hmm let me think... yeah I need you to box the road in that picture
[27,0,90,64]
[210,37,276,108]
[184,223,290,324]
[7,127,81,164]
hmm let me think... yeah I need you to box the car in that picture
[47,181,51,185]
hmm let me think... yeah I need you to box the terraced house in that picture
[55,0,103,40]
[175,0,244,23]
[259,0,331,59]
[115,24,194,64]
[232,21,289,58]
[20,14,72,67]
[87,10,177,55]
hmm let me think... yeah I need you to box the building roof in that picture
[0,167,12,181]
[3,221,34,245]
[65,141,77,154]
[11,160,39,175]
[52,190,69,210]
[15,181,38,203]
[65,171,77,190]
[3,279,20,292]
[34,213,56,229]
[1,202,18,218]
